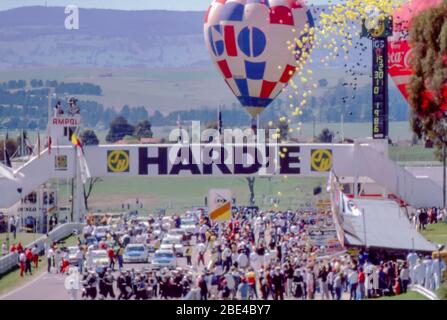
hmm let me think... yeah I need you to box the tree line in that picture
[0,79,101,95]
[0,77,412,132]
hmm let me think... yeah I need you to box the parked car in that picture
[85,236,98,248]
[180,218,197,235]
[67,246,80,266]
[92,225,111,240]
[160,236,184,257]
[123,244,149,263]
[168,228,191,242]
[150,249,177,270]
[86,250,109,273]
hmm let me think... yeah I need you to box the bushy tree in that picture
[105,116,134,143]
[317,128,334,143]
[0,138,18,163]
[134,120,154,140]
[408,2,447,159]
[80,129,99,145]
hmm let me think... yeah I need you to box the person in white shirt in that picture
[407,251,418,283]
[400,263,410,293]
[75,248,84,273]
[423,257,434,290]
[364,261,375,298]
[222,246,232,272]
[372,266,379,295]
[249,248,258,267]
[432,258,446,290]
[237,251,248,269]
[197,242,206,267]
[348,268,359,300]
[1,242,6,256]
[47,247,55,273]
[199,225,208,243]
[413,259,425,285]
[263,250,271,265]
[66,267,80,300]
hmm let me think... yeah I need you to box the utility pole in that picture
[362,208,367,249]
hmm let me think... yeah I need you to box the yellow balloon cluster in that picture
[274,0,407,202]
[278,0,406,138]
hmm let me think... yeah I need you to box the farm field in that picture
[52,176,327,215]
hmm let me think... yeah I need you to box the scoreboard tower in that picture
[362,14,393,140]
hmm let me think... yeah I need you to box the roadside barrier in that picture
[0,222,84,275]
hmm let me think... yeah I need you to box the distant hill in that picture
[0,6,364,69]
[0,6,380,113]
[0,6,209,68]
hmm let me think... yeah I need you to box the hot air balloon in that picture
[388,0,443,103]
[204,0,314,119]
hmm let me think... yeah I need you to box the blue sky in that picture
[0,0,330,11]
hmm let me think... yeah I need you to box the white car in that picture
[150,223,162,237]
[160,237,184,257]
[85,250,109,273]
[180,218,197,234]
[168,228,187,238]
[150,249,177,270]
[161,216,173,230]
[67,246,80,266]
[92,226,111,240]
[123,244,149,263]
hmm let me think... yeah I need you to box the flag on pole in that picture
[2,137,12,168]
[4,146,11,168]
[37,131,41,158]
[208,189,232,222]
[209,201,231,222]
[77,147,91,184]
[71,132,84,153]
[176,113,182,142]
[48,136,52,155]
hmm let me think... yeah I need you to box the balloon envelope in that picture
[204,0,314,117]
[388,0,443,102]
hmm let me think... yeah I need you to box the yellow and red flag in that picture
[71,133,84,153]
[209,201,231,222]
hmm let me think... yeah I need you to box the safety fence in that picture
[410,284,440,300]
[0,222,84,275]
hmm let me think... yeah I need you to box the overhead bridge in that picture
[0,139,443,219]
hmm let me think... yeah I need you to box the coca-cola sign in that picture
[388,41,412,72]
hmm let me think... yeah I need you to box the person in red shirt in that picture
[17,242,23,254]
[60,257,70,274]
[108,247,115,271]
[98,240,107,250]
[393,276,401,295]
[32,244,39,268]
[10,244,16,253]
[358,267,366,300]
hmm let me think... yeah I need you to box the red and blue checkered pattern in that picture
[204,0,314,117]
